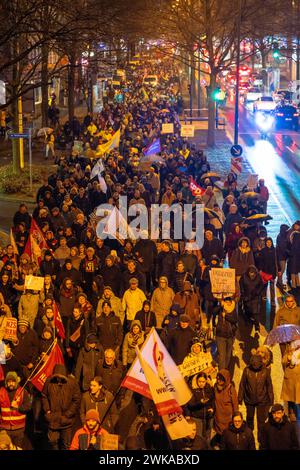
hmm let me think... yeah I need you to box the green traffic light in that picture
[212,88,222,101]
[273,50,280,59]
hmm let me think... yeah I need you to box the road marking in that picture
[226,126,293,226]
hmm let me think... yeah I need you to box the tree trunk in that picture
[207,72,216,147]
[41,43,49,127]
[68,51,76,123]
[11,38,20,174]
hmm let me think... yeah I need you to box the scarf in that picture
[130,331,142,347]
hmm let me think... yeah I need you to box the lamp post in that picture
[234,0,242,145]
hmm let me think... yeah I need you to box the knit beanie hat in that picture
[18,319,30,329]
[85,409,100,423]
[5,371,20,386]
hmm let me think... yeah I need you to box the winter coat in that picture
[221,422,256,450]
[58,286,78,320]
[18,292,40,329]
[101,265,122,297]
[96,294,124,324]
[133,239,158,273]
[273,301,300,328]
[256,244,277,278]
[151,282,175,328]
[166,324,196,365]
[224,213,243,236]
[65,315,89,350]
[122,288,147,322]
[238,355,274,406]
[239,266,264,310]
[201,238,225,264]
[187,383,215,420]
[276,225,289,262]
[214,307,238,339]
[122,320,145,366]
[96,312,123,351]
[75,339,104,392]
[214,369,239,435]
[201,266,217,302]
[173,271,194,293]
[229,238,255,277]
[56,266,82,287]
[135,308,157,333]
[173,287,200,328]
[179,253,199,277]
[122,269,147,294]
[156,250,178,287]
[281,351,300,403]
[289,232,300,274]
[12,329,39,367]
[40,258,61,278]
[260,413,299,450]
[42,364,81,430]
[95,359,125,395]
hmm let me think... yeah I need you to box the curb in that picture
[0,195,35,204]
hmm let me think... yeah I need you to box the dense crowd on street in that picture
[0,59,299,451]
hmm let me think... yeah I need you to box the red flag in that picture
[24,219,48,264]
[31,341,64,392]
[189,178,205,197]
[231,157,242,175]
[0,365,4,382]
[53,302,66,340]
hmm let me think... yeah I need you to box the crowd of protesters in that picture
[0,59,299,451]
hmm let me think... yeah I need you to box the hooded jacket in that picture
[187,380,215,420]
[238,355,274,406]
[239,266,264,302]
[135,300,157,332]
[151,277,175,328]
[260,413,299,450]
[166,323,196,365]
[273,298,300,328]
[122,320,145,366]
[96,311,123,351]
[42,364,81,430]
[221,421,256,450]
[75,336,104,391]
[229,238,254,277]
[214,369,238,435]
[257,238,277,278]
[80,385,118,433]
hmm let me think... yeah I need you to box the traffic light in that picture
[212,87,222,101]
[272,42,280,60]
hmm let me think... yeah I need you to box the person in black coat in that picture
[12,320,39,377]
[56,258,82,287]
[240,265,264,331]
[213,297,238,371]
[40,250,61,281]
[122,260,147,295]
[238,354,274,444]
[165,314,195,365]
[186,372,215,441]
[276,224,290,288]
[200,230,225,264]
[134,300,156,335]
[221,411,256,450]
[13,204,32,230]
[133,237,158,292]
[96,301,123,354]
[42,363,81,450]
[101,256,123,297]
[256,237,277,305]
[65,305,90,373]
[288,231,300,289]
[155,241,178,289]
[260,404,299,450]
[95,348,125,396]
[200,256,220,323]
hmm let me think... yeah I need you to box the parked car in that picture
[273,104,299,130]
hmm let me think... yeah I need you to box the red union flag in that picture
[231,157,242,175]
[24,219,48,264]
[53,302,65,340]
[189,178,205,197]
[31,341,64,392]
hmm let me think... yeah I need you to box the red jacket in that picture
[0,387,26,430]
[70,425,105,450]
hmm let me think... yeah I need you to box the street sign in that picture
[8,132,29,139]
[230,144,243,157]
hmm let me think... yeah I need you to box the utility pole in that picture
[197,47,201,116]
[234,0,242,145]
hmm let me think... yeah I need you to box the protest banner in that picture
[3,318,18,342]
[161,123,174,134]
[209,268,236,295]
[179,350,215,378]
[25,275,45,291]
[100,434,119,450]
[180,124,195,138]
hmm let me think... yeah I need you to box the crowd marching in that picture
[0,59,299,451]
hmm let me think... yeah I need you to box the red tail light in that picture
[277,113,284,116]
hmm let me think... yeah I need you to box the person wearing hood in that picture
[212,369,238,448]
[273,294,300,330]
[101,255,122,297]
[224,223,243,261]
[161,303,183,333]
[200,230,224,265]
[229,237,254,278]
[151,276,175,329]
[238,354,274,444]
[70,408,108,450]
[173,281,201,329]
[133,236,158,293]
[134,300,157,335]
[122,320,145,368]
[42,363,81,450]
[256,237,277,306]
[213,297,238,370]
[165,314,196,365]
[96,300,123,354]
[186,371,215,441]
[276,224,290,289]
[12,319,39,377]
[260,403,299,450]
[240,265,265,331]
[281,344,300,423]
[96,285,124,324]
[122,278,147,332]
[200,255,221,324]
[75,333,104,392]
[220,411,256,450]
[56,258,82,288]
[0,371,32,448]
